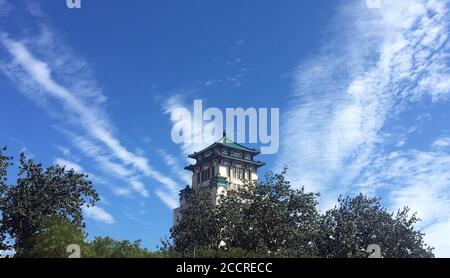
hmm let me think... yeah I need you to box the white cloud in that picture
[111,186,132,197]
[277,0,450,256]
[54,158,84,172]
[226,57,243,65]
[0,25,181,202]
[55,145,73,158]
[0,0,12,17]
[424,220,450,258]
[432,136,450,150]
[24,0,43,17]
[162,94,221,162]
[155,189,179,210]
[82,205,116,225]
[234,39,244,46]
[68,134,149,198]
[158,149,191,185]
[358,150,450,227]
[205,79,223,86]
[125,213,152,228]
[160,94,227,209]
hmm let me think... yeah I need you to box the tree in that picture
[16,214,90,258]
[218,169,321,257]
[170,170,434,258]
[16,215,159,258]
[170,189,221,257]
[0,147,13,251]
[316,194,435,258]
[170,170,321,257]
[88,237,155,258]
[0,151,99,253]
[0,147,11,195]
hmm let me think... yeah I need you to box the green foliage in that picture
[316,194,434,258]
[16,215,89,258]
[0,147,13,251]
[87,237,155,258]
[15,216,165,258]
[219,169,320,257]
[171,169,321,257]
[170,189,221,256]
[0,150,99,252]
[0,147,11,193]
[171,170,434,258]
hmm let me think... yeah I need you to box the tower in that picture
[173,130,265,225]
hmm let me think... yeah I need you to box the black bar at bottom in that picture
[0,258,449,276]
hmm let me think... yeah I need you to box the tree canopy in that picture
[170,170,434,258]
[16,214,164,258]
[316,194,434,258]
[16,214,88,258]
[218,170,321,257]
[170,189,221,257]
[0,149,99,253]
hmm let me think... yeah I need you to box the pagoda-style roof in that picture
[188,130,260,159]
[215,136,261,153]
[185,130,265,171]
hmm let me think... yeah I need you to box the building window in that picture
[231,167,245,180]
[212,166,215,177]
[197,172,200,184]
[238,168,244,180]
[200,168,212,182]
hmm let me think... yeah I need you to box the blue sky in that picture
[1,0,450,257]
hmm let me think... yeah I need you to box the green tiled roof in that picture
[185,131,265,171]
[215,136,260,153]
[188,130,260,159]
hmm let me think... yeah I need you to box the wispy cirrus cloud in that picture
[159,93,226,207]
[125,213,152,228]
[277,0,450,256]
[157,148,191,185]
[155,189,179,210]
[54,158,84,173]
[0,0,12,18]
[162,94,220,161]
[0,5,179,208]
[0,35,157,197]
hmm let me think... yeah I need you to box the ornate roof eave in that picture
[187,133,261,159]
[216,153,265,168]
[184,153,265,172]
[184,165,195,171]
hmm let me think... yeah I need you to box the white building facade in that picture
[173,130,265,225]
